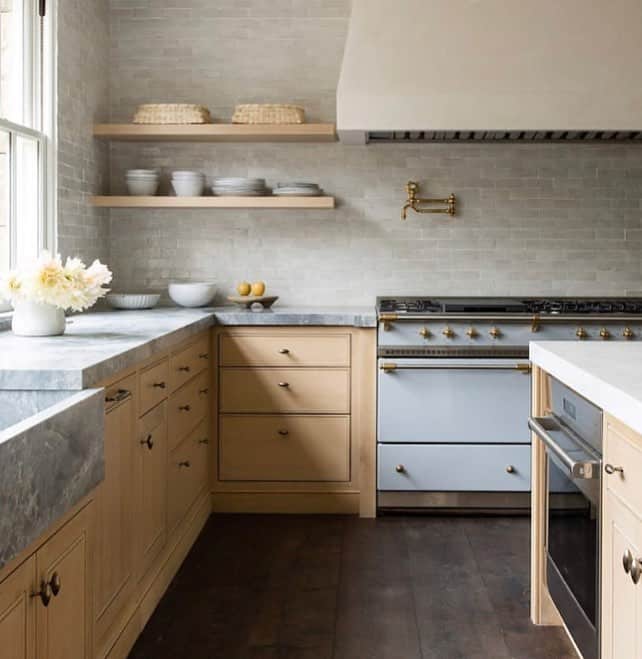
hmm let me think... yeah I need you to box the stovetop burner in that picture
[377,297,642,315]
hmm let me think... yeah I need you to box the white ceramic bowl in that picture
[171,178,204,197]
[172,170,204,179]
[126,178,159,196]
[106,293,161,310]
[126,169,159,177]
[168,282,217,308]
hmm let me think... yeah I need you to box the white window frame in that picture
[0,0,56,270]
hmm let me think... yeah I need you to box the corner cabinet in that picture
[602,414,642,659]
[0,503,93,659]
[212,326,376,517]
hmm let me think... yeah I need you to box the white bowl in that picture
[106,293,160,310]
[126,179,159,196]
[171,178,204,196]
[172,170,204,179]
[168,282,217,308]
[126,169,159,177]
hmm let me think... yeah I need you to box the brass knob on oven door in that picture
[442,326,454,339]
[505,465,515,474]
[624,549,634,574]
[576,327,588,339]
[489,327,501,339]
[624,327,635,340]
[419,327,430,339]
[395,464,406,474]
[600,328,611,340]
[466,327,478,339]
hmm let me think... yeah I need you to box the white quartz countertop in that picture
[0,305,376,389]
[530,341,642,435]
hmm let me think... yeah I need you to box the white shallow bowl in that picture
[126,169,159,176]
[172,171,204,179]
[106,293,160,310]
[168,282,217,308]
[172,178,204,196]
[126,179,159,196]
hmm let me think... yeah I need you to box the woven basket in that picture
[133,104,213,125]
[232,104,305,125]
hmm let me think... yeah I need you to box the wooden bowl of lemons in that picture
[228,281,278,309]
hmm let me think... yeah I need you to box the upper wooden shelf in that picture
[93,123,337,143]
[91,195,335,209]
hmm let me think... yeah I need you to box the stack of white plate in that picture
[172,170,205,197]
[126,169,160,196]
[211,177,269,197]
[273,182,323,197]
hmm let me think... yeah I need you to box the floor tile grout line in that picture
[404,518,427,659]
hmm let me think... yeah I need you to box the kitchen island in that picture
[530,341,642,659]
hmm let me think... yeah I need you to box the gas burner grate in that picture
[524,299,642,315]
[378,298,442,313]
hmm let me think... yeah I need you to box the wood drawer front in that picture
[139,359,169,416]
[168,370,210,452]
[219,415,350,482]
[168,420,209,533]
[378,443,531,492]
[169,335,210,392]
[220,333,350,368]
[604,416,642,513]
[219,368,350,414]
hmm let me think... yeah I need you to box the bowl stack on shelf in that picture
[171,170,205,197]
[125,169,160,196]
[273,182,323,197]
[211,177,270,197]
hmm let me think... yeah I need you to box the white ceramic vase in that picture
[11,300,66,337]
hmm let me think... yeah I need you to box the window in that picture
[0,0,54,282]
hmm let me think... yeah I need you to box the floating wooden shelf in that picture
[93,123,336,143]
[91,196,336,209]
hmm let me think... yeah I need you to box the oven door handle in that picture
[528,416,600,480]
[380,362,531,372]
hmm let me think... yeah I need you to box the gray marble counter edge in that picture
[210,309,377,328]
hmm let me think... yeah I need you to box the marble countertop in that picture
[0,305,376,389]
[530,341,642,435]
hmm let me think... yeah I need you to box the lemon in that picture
[251,281,266,296]
[237,281,251,296]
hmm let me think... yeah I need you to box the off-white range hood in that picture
[337,0,642,144]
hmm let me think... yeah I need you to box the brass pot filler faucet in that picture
[401,181,456,220]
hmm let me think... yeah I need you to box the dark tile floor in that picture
[129,515,577,659]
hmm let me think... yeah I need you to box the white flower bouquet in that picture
[0,252,113,336]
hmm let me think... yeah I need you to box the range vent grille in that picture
[368,131,642,143]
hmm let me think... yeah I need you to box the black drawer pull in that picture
[152,381,166,389]
[178,460,191,468]
[105,388,131,403]
[179,404,191,412]
[140,434,154,450]
[178,365,191,373]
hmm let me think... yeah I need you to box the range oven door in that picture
[529,415,601,659]
[378,358,531,443]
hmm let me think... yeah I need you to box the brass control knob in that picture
[576,327,588,339]
[395,464,406,474]
[489,327,501,339]
[419,327,431,339]
[624,327,635,340]
[466,327,478,339]
[600,328,611,340]
[505,465,515,474]
[442,326,455,339]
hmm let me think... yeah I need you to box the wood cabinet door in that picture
[95,378,136,655]
[35,505,93,659]
[136,402,168,580]
[0,557,35,659]
[602,487,642,659]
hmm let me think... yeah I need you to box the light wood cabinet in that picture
[0,557,35,659]
[136,402,167,580]
[602,414,642,659]
[35,504,93,659]
[94,377,136,656]
[138,358,169,416]
[169,334,210,392]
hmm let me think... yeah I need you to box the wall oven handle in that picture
[528,416,600,480]
[380,362,531,373]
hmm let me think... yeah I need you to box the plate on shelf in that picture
[227,295,279,309]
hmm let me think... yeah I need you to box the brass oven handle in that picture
[381,363,531,373]
[140,434,154,450]
[605,464,624,476]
